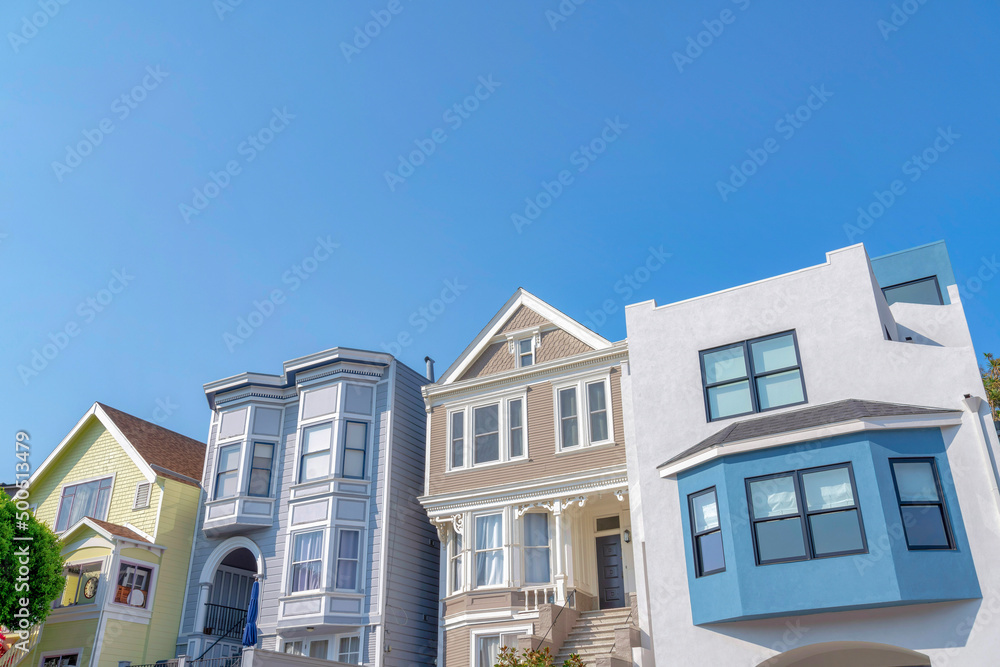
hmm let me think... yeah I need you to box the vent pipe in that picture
[424,356,435,382]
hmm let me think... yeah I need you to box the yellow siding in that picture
[97,619,151,666]
[32,419,161,536]
[26,618,98,667]
[66,546,114,562]
[119,547,160,565]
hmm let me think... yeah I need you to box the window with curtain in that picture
[474,405,500,464]
[299,423,333,482]
[336,529,361,590]
[450,411,465,468]
[890,458,953,549]
[283,641,303,655]
[290,530,323,593]
[451,531,463,593]
[587,381,609,442]
[338,636,361,663]
[477,636,500,667]
[508,399,524,458]
[689,488,724,576]
[308,640,329,659]
[342,421,368,479]
[558,387,579,448]
[701,331,806,421]
[523,513,551,584]
[55,477,113,531]
[747,463,865,565]
[247,442,273,496]
[475,513,504,587]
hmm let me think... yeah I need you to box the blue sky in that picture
[2,1,998,481]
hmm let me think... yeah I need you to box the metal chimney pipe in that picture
[424,356,435,382]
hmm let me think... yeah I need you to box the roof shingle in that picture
[658,399,958,469]
[97,403,206,486]
[86,517,151,543]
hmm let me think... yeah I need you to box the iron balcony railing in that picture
[203,603,247,639]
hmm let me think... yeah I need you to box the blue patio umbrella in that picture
[242,580,260,648]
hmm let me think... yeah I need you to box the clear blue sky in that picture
[3,1,998,481]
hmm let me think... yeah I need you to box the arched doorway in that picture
[757,641,931,667]
[195,538,264,659]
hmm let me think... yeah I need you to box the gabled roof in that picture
[30,403,206,489]
[437,288,612,385]
[659,399,959,469]
[61,516,153,545]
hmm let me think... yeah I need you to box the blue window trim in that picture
[888,457,955,550]
[745,462,868,566]
[688,487,725,577]
[699,329,808,423]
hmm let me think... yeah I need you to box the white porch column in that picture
[195,581,213,633]
[553,500,567,604]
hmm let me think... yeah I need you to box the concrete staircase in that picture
[554,607,633,665]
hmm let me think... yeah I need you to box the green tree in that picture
[0,491,65,633]
[495,645,585,667]
[982,352,1000,421]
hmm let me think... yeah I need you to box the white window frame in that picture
[54,473,116,533]
[473,511,506,590]
[340,420,370,481]
[39,650,83,667]
[522,512,552,585]
[553,373,614,452]
[336,633,363,664]
[214,443,243,500]
[342,382,376,417]
[111,559,158,610]
[449,529,464,595]
[286,528,327,595]
[296,420,336,484]
[469,626,532,667]
[517,337,534,367]
[446,391,529,472]
[247,440,276,497]
[448,409,466,470]
[333,527,363,592]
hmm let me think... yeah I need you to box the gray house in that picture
[176,347,438,665]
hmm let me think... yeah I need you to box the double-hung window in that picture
[247,442,274,497]
[451,397,526,470]
[55,477,113,531]
[701,331,806,421]
[299,423,333,483]
[335,529,361,590]
[523,513,551,584]
[215,445,241,499]
[556,376,613,450]
[450,531,463,592]
[341,421,368,479]
[290,530,323,593]
[475,513,504,587]
[688,488,725,576]
[747,463,865,565]
[890,458,953,549]
[518,338,534,367]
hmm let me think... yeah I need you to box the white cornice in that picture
[658,412,964,478]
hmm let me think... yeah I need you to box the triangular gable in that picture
[30,403,159,489]
[439,288,611,385]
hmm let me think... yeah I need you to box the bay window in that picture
[215,445,241,499]
[451,396,527,470]
[523,513,551,584]
[556,376,613,450]
[747,463,865,565]
[335,529,361,590]
[475,513,504,587]
[115,563,153,608]
[299,423,333,482]
[247,442,274,496]
[688,488,724,576]
[701,331,806,421]
[55,477,113,531]
[450,412,465,468]
[290,530,323,593]
[508,399,524,458]
[338,636,361,664]
[341,421,368,479]
[451,531,463,592]
[890,458,953,549]
[474,405,500,464]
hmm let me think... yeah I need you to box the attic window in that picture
[133,482,152,510]
[518,338,533,367]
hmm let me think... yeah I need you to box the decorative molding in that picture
[433,476,627,518]
[430,514,464,537]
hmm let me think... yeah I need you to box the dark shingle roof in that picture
[658,399,958,469]
[87,518,152,543]
[97,403,206,487]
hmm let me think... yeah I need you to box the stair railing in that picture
[533,589,575,651]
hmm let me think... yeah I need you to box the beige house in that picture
[419,289,641,667]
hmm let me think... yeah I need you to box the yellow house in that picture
[21,403,205,667]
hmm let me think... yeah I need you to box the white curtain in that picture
[478,636,500,667]
[803,468,855,511]
[291,531,323,592]
[476,514,503,586]
[751,476,798,518]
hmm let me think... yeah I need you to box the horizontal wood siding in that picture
[428,367,626,496]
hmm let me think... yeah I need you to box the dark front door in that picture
[596,534,626,609]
